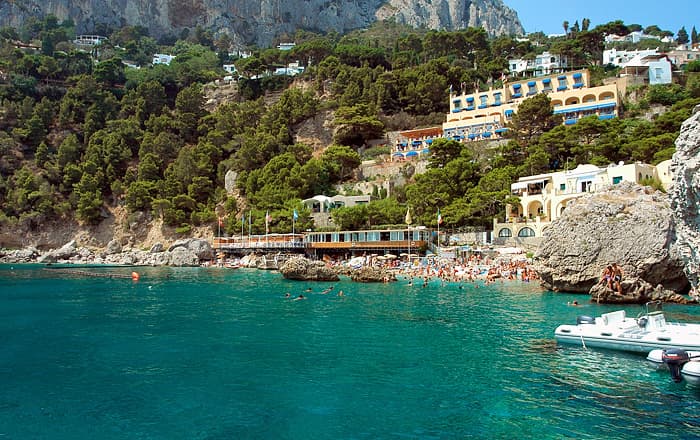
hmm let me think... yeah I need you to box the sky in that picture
[503,0,699,36]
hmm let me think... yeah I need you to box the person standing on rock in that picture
[612,263,623,295]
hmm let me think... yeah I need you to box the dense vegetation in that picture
[0,16,698,236]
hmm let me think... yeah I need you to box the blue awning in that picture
[557,86,568,91]
[425,139,433,144]
[400,141,407,146]
[553,102,617,114]
[495,128,508,133]
[599,114,616,120]
[452,135,463,140]
[573,82,584,88]
[412,140,422,145]
[542,78,551,83]
[527,81,536,86]
[452,109,461,113]
[405,151,419,157]
[512,93,522,98]
[421,148,430,154]
[465,106,474,110]
[466,97,474,102]
[513,84,521,89]
[468,133,477,139]
[393,152,404,157]
[453,99,461,103]
[573,72,583,78]
[505,109,514,116]
[483,132,492,137]
[558,75,567,79]
[564,119,577,125]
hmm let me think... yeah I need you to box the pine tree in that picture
[692,26,699,45]
[677,26,689,45]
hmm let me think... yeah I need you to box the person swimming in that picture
[294,294,306,301]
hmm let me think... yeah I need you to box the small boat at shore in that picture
[554,301,700,353]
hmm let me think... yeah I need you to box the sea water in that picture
[1,264,700,439]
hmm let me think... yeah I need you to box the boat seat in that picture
[601,310,626,326]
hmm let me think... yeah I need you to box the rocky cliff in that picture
[669,105,700,291]
[534,182,689,301]
[0,0,523,47]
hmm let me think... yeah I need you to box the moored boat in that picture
[554,302,700,353]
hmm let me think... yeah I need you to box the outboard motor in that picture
[662,349,690,383]
[576,315,595,325]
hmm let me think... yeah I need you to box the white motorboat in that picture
[647,349,700,383]
[554,302,700,353]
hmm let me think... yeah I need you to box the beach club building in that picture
[442,69,621,142]
[492,160,673,249]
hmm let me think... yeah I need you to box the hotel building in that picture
[442,69,621,142]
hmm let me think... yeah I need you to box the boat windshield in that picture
[645,301,663,314]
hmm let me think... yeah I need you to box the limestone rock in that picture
[534,182,688,299]
[169,247,199,267]
[150,242,164,253]
[349,266,396,283]
[168,238,213,261]
[589,277,695,304]
[106,239,122,255]
[0,0,523,48]
[279,256,340,281]
[224,170,238,193]
[670,104,700,291]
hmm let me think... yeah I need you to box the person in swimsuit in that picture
[611,263,623,295]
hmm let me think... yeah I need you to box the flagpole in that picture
[248,210,252,246]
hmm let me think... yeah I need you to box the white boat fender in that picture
[662,349,691,383]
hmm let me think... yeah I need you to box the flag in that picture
[405,207,412,225]
[501,72,508,83]
[293,209,298,221]
[241,214,245,226]
[265,210,271,234]
[437,209,443,225]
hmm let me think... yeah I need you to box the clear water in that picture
[2,264,700,439]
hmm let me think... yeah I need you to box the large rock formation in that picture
[534,182,689,302]
[669,105,700,291]
[0,0,523,47]
[279,256,339,281]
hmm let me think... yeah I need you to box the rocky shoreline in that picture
[0,238,213,267]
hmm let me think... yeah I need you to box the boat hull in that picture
[554,324,700,353]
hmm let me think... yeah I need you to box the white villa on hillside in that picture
[492,160,673,248]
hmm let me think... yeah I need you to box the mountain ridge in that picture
[0,0,524,47]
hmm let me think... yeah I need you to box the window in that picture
[518,227,536,237]
[560,183,566,191]
[655,68,663,80]
[479,95,488,108]
[612,176,622,184]
[557,76,568,91]
[498,228,512,237]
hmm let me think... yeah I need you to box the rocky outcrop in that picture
[279,256,340,281]
[349,266,396,283]
[168,238,214,261]
[0,0,523,48]
[534,182,689,303]
[589,278,694,305]
[670,105,700,291]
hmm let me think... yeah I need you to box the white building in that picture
[152,54,175,65]
[508,51,568,77]
[603,48,659,66]
[620,54,673,85]
[492,161,673,245]
[277,42,296,51]
[273,61,304,77]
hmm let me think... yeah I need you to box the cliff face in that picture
[0,0,523,47]
[669,105,700,291]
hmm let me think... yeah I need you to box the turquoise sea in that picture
[2,264,700,439]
